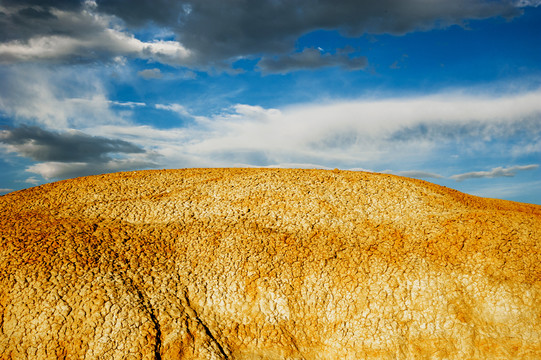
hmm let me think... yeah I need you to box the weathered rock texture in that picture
[1,168,540,359]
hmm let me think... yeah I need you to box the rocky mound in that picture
[1,168,540,359]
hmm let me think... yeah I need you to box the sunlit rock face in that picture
[1,168,540,359]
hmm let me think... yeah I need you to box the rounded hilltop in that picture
[1,168,540,359]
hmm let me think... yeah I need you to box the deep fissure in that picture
[184,293,229,359]
[131,284,163,360]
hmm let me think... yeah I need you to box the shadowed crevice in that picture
[147,304,163,360]
[182,291,229,359]
[131,284,163,360]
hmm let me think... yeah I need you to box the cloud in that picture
[108,100,146,108]
[25,157,156,180]
[24,176,40,185]
[0,65,132,129]
[0,188,14,194]
[90,89,541,173]
[176,90,541,168]
[0,0,521,67]
[0,1,84,43]
[257,48,368,74]
[5,88,540,183]
[0,30,192,66]
[466,179,541,202]
[381,170,444,179]
[0,125,145,162]
[137,68,162,79]
[134,0,520,65]
[450,165,539,181]
[100,0,518,57]
[515,0,541,7]
[0,125,158,181]
[155,103,193,118]
[0,3,192,65]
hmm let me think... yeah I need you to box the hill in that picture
[1,168,540,359]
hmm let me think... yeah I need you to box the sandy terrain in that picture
[1,168,540,359]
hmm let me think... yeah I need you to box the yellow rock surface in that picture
[0,168,540,359]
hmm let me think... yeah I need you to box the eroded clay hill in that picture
[1,168,540,359]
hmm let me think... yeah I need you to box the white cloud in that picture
[109,100,146,108]
[381,170,444,179]
[95,89,541,172]
[0,7,192,66]
[155,103,212,123]
[172,89,541,168]
[155,104,192,118]
[0,65,123,129]
[26,157,156,180]
[450,165,539,181]
[512,140,541,156]
[254,163,334,170]
[24,177,41,185]
[91,124,189,142]
[0,32,192,66]
[5,87,541,183]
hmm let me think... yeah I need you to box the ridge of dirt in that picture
[1,168,540,359]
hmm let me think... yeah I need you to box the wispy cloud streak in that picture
[450,165,539,181]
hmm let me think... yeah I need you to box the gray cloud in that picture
[381,170,445,179]
[137,68,163,79]
[95,0,184,27]
[1,0,80,8]
[0,125,145,162]
[99,0,520,61]
[0,0,521,67]
[450,165,539,181]
[0,2,192,65]
[388,116,541,144]
[515,0,541,6]
[0,125,158,181]
[0,2,95,43]
[257,48,368,74]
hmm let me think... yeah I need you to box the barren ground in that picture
[1,168,540,359]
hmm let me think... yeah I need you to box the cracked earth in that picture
[1,168,540,359]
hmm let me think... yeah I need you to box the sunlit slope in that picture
[1,168,540,359]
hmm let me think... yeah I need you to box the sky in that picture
[0,0,540,204]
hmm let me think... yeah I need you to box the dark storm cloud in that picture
[0,125,145,162]
[0,0,84,42]
[17,7,56,20]
[96,0,520,61]
[0,0,522,66]
[1,0,80,8]
[257,48,368,74]
[96,0,185,27]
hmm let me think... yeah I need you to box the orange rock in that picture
[0,168,540,359]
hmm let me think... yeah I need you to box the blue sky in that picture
[1,0,540,204]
